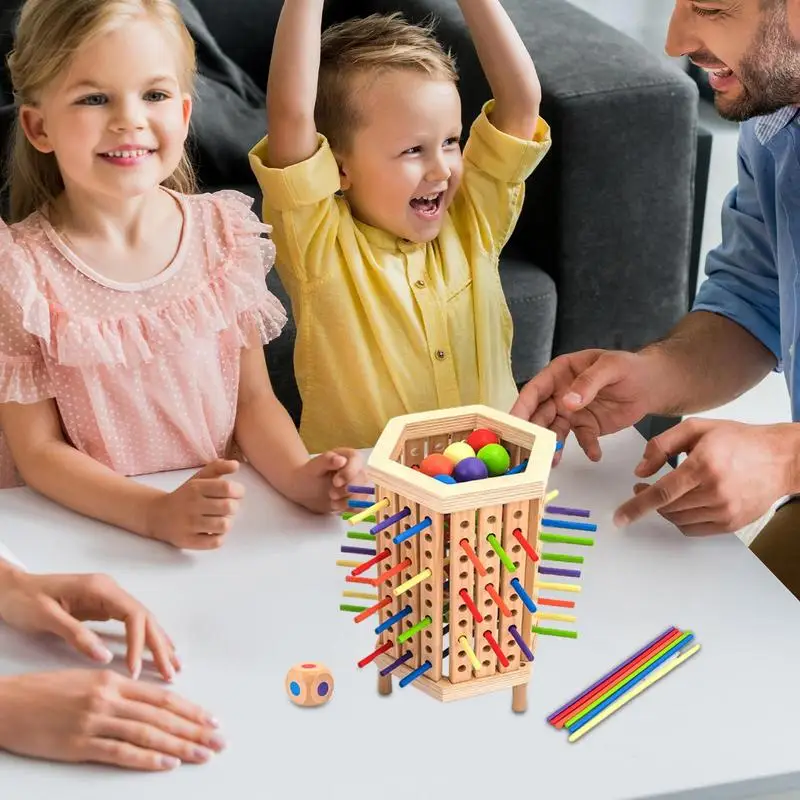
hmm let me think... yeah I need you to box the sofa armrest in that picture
[341,0,700,358]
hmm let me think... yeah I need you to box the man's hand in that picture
[613,419,798,534]
[0,670,223,770]
[0,571,179,681]
[511,349,660,464]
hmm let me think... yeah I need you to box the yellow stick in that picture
[349,498,390,525]
[568,644,701,743]
[545,489,559,503]
[537,581,581,593]
[535,612,576,623]
[336,559,363,568]
[458,635,481,671]
[393,568,432,597]
[343,590,379,600]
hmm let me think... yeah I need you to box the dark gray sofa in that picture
[0,0,706,431]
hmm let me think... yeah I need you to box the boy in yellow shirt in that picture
[249,0,551,453]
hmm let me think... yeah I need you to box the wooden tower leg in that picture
[512,683,527,714]
[378,673,393,696]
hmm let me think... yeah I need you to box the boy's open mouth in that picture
[410,192,444,218]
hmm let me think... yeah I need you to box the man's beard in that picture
[716,7,800,121]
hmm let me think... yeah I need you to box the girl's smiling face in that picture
[20,15,192,203]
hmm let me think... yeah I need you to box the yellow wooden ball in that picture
[443,441,476,465]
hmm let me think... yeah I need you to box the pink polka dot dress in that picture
[0,189,287,489]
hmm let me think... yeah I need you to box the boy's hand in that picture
[145,460,245,550]
[293,449,366,513]
[0,571,178,681]
[0,670,224,771]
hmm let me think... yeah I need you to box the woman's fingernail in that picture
[193,747,213,761]
[160,756,181,770]
[93,645,113,663]
[131,663,141,680]
[207,715,220,728]
[565,392,582,405]
[209,733,226,750]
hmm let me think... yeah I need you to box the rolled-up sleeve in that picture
[692,134,782,368]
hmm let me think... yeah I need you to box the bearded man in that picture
[512,0,800,599]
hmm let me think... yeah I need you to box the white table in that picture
[1,427,800,800]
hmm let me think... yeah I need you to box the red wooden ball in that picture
[466,428,499,452]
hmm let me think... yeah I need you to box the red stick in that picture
[538,597,575,609]
[550,628,683,728]
[483,631,510,667]
[486,583,512,617]
[375,558,412,586]
[513,528,539,562]
[357,640,392,668]
[354,597,392,624]
[459,539,488,577]
[459,589,482,623]
[351,548,391,577]
[346,575,378,586]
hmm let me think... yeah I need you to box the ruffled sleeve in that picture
[0,223,54,404]
[209,190,288,350]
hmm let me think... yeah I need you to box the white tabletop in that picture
[1,427,799,800]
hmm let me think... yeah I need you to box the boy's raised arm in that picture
[456,0,542,139]
[265,0,325,168]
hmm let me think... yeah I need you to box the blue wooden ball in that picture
[453,457,489,483]
[434,474,457,484]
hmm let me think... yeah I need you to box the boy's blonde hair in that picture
[317,13,458,153]
[5,0,197,223]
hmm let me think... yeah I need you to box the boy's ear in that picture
[334,152,352,192]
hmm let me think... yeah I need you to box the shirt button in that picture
[414,279,425,289]
[435,350,446,360]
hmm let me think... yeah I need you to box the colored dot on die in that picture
[285,662,335,707]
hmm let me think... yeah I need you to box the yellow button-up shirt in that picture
[249,101,551,453]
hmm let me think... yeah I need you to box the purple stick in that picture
[509,624,535,662]
[370,506,411,535]
[538,565,582,579]
[341,545,377,556]
[348,484,375,495]
[545,505,591,518]
[380,651,412,676]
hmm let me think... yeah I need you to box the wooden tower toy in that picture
[337,404,595,713]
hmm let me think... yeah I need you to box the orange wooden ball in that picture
[419,454,454,477]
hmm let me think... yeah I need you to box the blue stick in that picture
[510,577,537,612]
[399,660,433,688]
[375,606,412,634]
[348,499,375,509]
[566,633,696,734]
[506,460,528,476]
[542,518,598,532]
[393,516,432,545]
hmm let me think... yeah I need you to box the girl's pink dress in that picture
[0,189,287,488]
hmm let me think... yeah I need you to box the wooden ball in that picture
[467,428,499,452]
[443,441,475,465]
[285,662,334,707]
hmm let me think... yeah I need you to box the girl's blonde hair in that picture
[5,0,197,222]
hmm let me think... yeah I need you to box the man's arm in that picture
[265,0,325,168]
[641,125,780,417]
[456,0,541,138]
[639,310,777,417]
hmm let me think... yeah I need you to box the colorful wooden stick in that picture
[399,660,432,687]
[532,626,577,639]
[568,644,701,742]
[509,624,534,661]
[547,626,677,725]
[538,597,575,609]
[380,651,412,676]
[354,597,392,623]
[510,577,537,612]
[540,533,594,546]
[370,506,411,535]
[459,588,483,622]
[483,631,510,667]
[542,518,597,532]
[348,485,375,495]
[393,516,432,544]
[513,527,539,561]
[487,533,516,571]
[538,566,581,578]
[459,538,488,576]
[394,568,432,596]
[458,635,481,670]
[357,641,392,668]
[349,498,390,525]
[351,548,390,577]
[545,505,590,518]
[342,545,377,556]
[375,606,412,634]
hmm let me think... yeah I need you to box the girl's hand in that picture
[145,460,245,550]
[293,448,365,513]
[0,571,178,681]
[0,669,224,771]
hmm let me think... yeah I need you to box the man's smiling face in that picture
[666,0,800,121]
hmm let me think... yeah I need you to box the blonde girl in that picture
[0,0,362,549]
